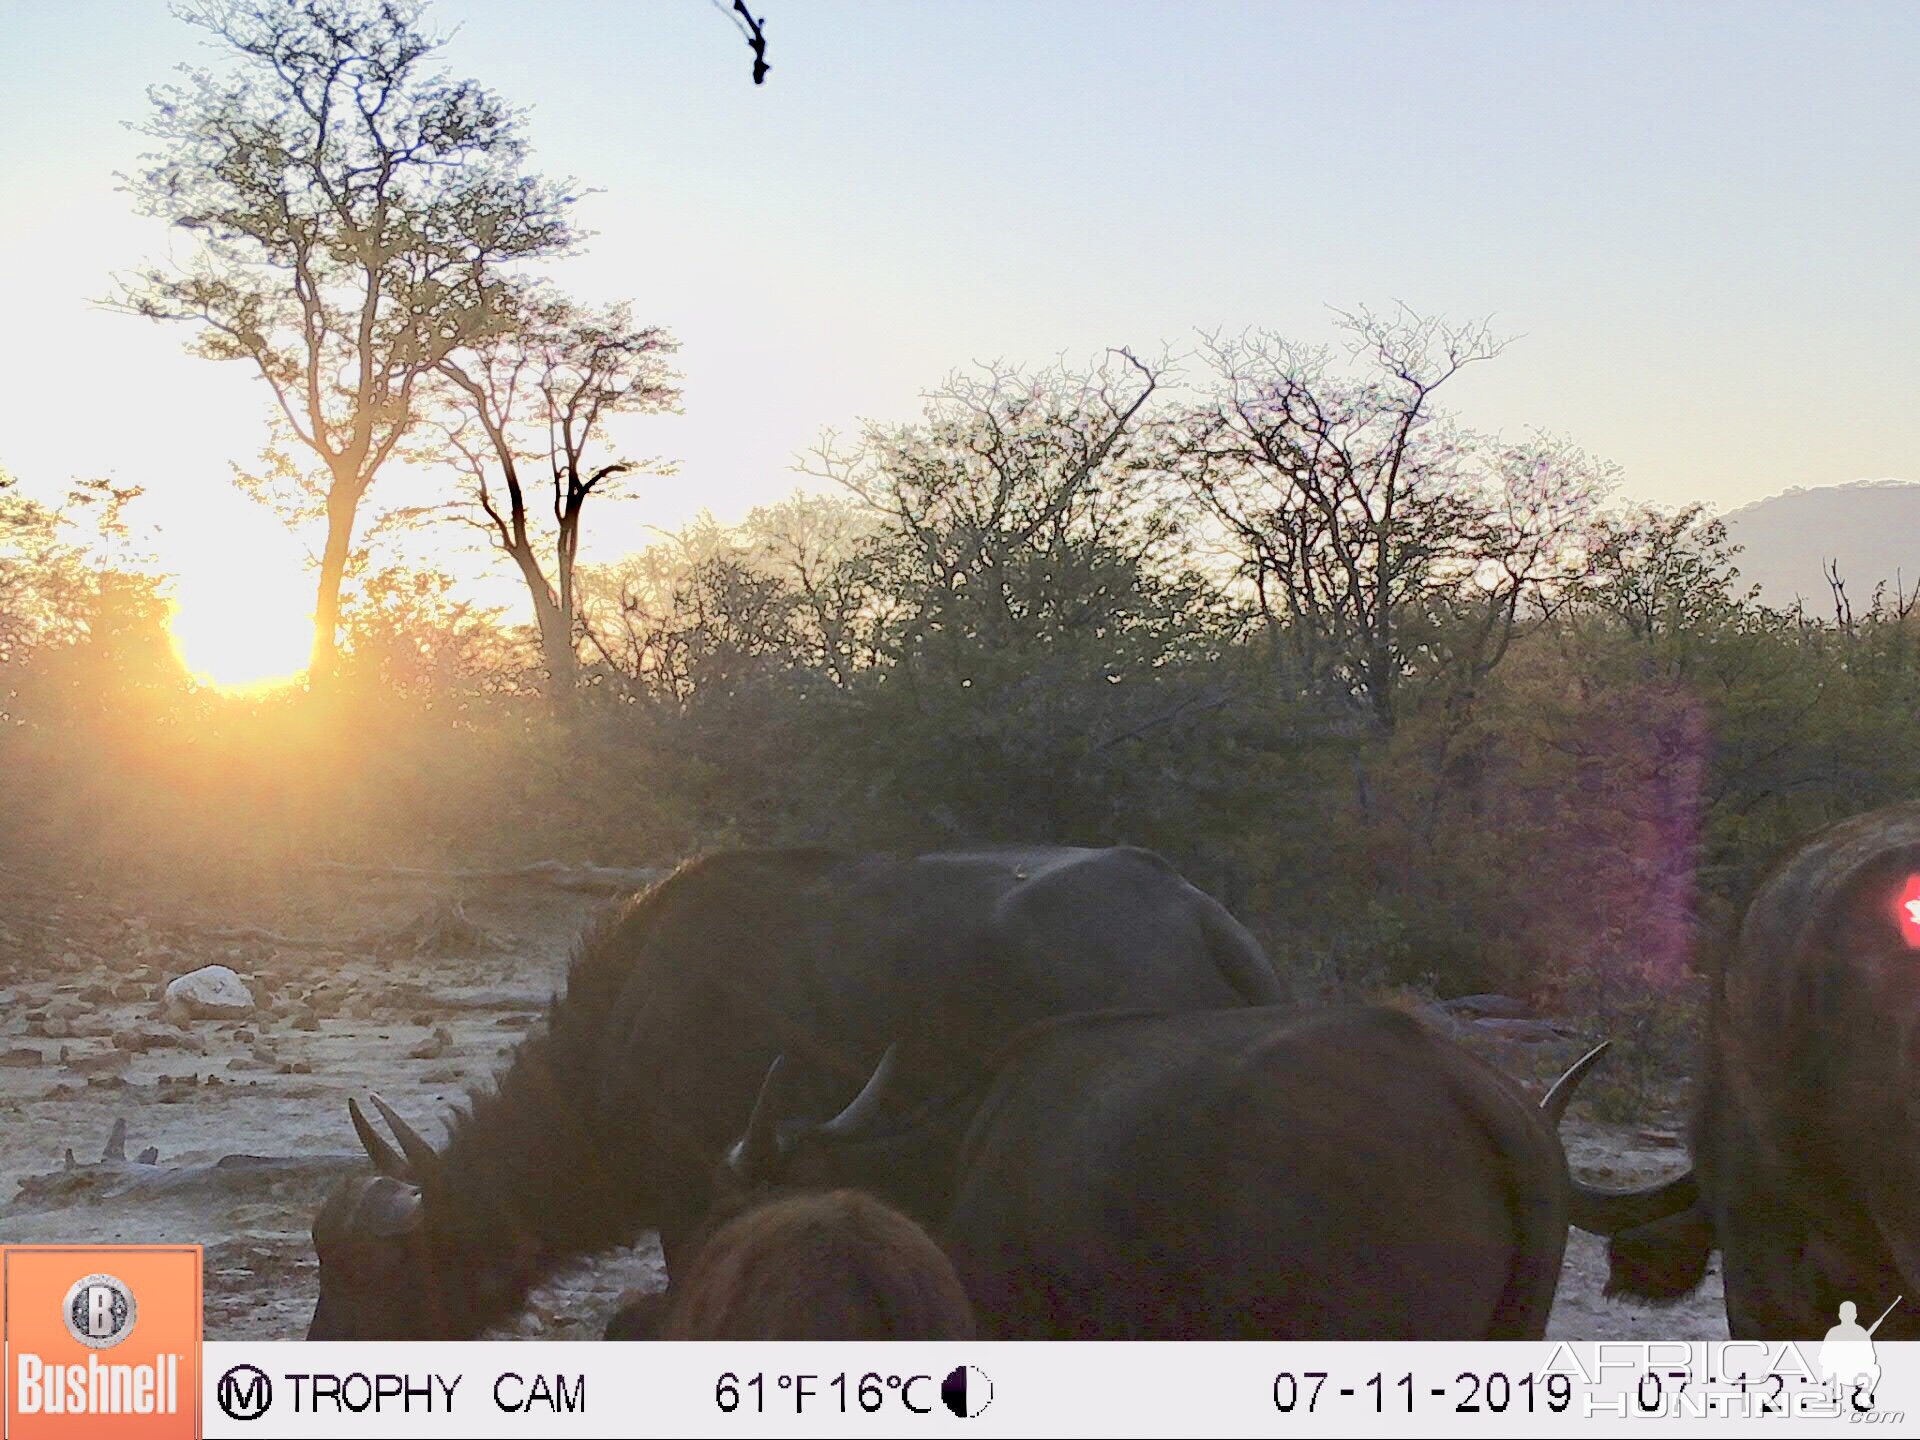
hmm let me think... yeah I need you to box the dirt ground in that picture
[0,865,1719,1341]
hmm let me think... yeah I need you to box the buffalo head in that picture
[720,1044,903,1199]
[307,1095,534,1339]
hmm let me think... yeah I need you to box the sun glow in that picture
[166,566,312,695]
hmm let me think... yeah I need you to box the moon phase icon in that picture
[940,1364,993,1418]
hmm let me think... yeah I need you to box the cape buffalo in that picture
[306,845,1286,1339]
[1598,801,1920,1337]
[655,1190,976,1339]
[729,1005,1608,1339]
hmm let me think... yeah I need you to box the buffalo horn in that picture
[349,1097,411,1179]
[371,1093,442,1179]
[1540,1040,1610,1127]
[1569,1169,1701,1237]
[817,1042,901,1141]
[1538,1042,1705,1236]
[734,1054,794,1181]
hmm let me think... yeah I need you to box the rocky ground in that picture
[0,862,1716,1340]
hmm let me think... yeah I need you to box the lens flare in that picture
[1895,875,1920,949]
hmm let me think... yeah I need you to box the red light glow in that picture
[1897,875,1920,949]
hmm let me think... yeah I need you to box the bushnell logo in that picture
[63,1273,138,1350]
[4,1244,201,1438]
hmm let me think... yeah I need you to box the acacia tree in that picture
[805,354,1260,839]
[811,351,1169,663]
[429,286,678,697]
[579,521,802,707]
[0,471,61,675]
[1175,308,1603,732]
[572,495,900,711]
[738,493,899,688]
[115,0,577,682]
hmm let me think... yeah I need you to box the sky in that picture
[2,0,1916,662]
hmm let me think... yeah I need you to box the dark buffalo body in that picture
[756,1005,1582,1339]
[1606,801,1920,1337]
[307,844,1286,1338]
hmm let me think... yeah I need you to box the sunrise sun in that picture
[166,564,312,694]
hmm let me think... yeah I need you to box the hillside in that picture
[1722,479,1920,613]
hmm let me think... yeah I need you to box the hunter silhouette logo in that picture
[4,1245,201,1439]
[1819,1296,1901,1407]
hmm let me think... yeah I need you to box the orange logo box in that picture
[3,1246,201,1440]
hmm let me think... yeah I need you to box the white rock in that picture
[162,965,255,1022]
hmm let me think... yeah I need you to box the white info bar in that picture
[198,1340,1918,1439]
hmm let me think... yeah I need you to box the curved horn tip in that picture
[349,1096,409,1179]
[734,1054,794,1181]
[1541,1039,1613,1126]
[820,1041,902,1139]
[369,1093,443,1176]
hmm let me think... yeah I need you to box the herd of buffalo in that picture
[300,806,1920,1341]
